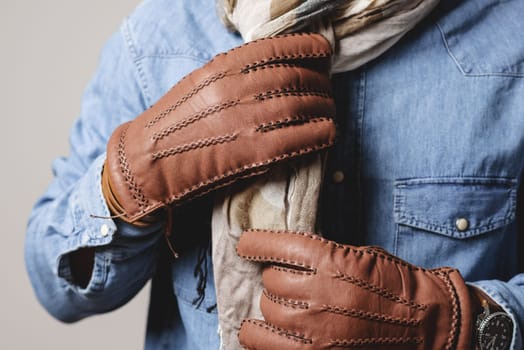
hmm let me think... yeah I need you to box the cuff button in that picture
[100,224,110,237]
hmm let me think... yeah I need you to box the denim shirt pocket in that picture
[436,0,524,77]
[393,177,517,279]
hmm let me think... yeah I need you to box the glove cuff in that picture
[445,269,475,349]
[101,159,159,227]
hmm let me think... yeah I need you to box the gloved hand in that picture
[236,229,475,349]
[102,33,336,225]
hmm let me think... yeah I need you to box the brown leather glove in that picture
[237,229,475,349]
[102,33,336,225]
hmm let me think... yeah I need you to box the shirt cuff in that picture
[470,280,523,350]
[73,153,117,245]
[57,153,161,291]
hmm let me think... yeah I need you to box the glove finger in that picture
[238,319,313,350]
[259,289,378,346]
[259,288,311,336]
[147,64,334,135]
[143,33,332,129]
[209,33,332,74]
[261,265,314,301]
[237,229,333,270]
[259,268,377,340]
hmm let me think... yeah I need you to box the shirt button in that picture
[332,171,345,184]
[100,224,110,237]
[455,218,469,232]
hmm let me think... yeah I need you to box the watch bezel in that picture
[477,311,513,350]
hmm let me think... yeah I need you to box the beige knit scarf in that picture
[211,1,439,349]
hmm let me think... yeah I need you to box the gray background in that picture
[1,1,151,349]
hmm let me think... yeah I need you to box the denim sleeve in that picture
[24,23,163,323]
[471,277,524,350]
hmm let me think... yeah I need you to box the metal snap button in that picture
[332,171,345,184]
[455,218,469,232]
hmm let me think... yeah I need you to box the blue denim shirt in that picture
[25,0,524,348]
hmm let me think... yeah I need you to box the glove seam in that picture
[212,32,332,63]
[151,133,238,160]
[254,86,331,101]
[237,254,316,272]
[242,229,427,272]
[255,115,331,133]
[151,99,240,140]
[146,41,331,128]
[145,71,229,128]
[241,52,330,73]
[435,269,461,350]
[240,319,313,345]
[118,123,150,210]
[329,337,423,347]
[270,265,315,276]
[321,304,422,327]
[263,289,309,310]
[151,140,334,217]
[334,273,428,311]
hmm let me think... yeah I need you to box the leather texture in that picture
[103,33,336,223]
[237,229,475,350]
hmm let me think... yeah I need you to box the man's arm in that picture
[24,27,163,322]
[24,23,338,323]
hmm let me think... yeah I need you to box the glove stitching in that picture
[335,273,428,312]
[236,254,316,273]
[118,124,149,209]
[241,52,329,73]
[147,47,331,128]
[169,33,330,93]
[151,99,240,141]
[329,336,423,347]
[151,133,238,160]
[270,265,315,276]
[255,116,331,133]
[243,229,428,273]
[254,86,331,101]
[242,62,300,73]
[321,305,421,327]
[127,131,334,219]
[435,270,460,350]
[242,319,313,345]
[264,289,309,310]
[138,168,270,220]
[214,32,332,61]
[161,139,334,206]
[145,71,228,128]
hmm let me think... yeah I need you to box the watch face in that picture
[478,312,513,350]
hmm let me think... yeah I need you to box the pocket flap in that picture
[394,178,517,239]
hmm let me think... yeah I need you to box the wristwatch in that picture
[474,290,513,350]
